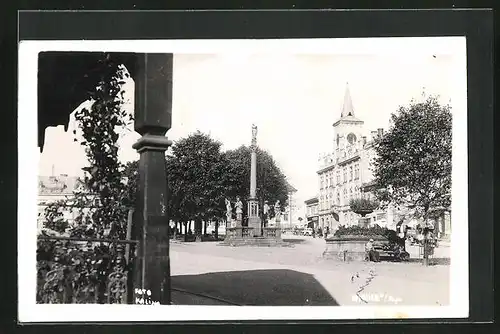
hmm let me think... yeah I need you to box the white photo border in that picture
[18,37,468,322]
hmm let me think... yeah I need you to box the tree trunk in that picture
[195,219,202,242]
[422,211,430,266]
[203,220,207,236]
[183,222,187,242]
[185,221,191,242]
[214,220,219,240]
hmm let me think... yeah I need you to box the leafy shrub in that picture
[334,224,404,246]
[349,198,379,214]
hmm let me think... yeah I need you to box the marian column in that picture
[247,124,262,236]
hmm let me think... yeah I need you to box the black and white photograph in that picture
[18,37,468,322]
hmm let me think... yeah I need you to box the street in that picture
[170,235,450,306]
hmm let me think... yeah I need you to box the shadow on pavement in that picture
[407,257,451,266]
[282,238,306,244]
[171,269,339,306]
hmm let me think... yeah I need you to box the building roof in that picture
[38,175,85,195]
[361,180,378,191]
[286,182,297,193]
[333,83,364,126]
[304,196,319,205]
[341,82,355,118]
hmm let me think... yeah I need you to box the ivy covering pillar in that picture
[132,53,173,305]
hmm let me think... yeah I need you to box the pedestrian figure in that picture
[365,238,380,262]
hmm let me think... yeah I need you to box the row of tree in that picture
[124,131,290,239]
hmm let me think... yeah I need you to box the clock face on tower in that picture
[347,133,357,145]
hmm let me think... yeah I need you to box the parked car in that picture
[303,228,313,236]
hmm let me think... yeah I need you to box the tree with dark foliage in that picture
[225,145,289,219]
[167,131,228,241]
[372,95,451,265]
[372,95,452,222]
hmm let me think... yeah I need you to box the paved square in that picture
[170,235,450,306]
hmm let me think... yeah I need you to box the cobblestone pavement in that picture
[170,234,450,306]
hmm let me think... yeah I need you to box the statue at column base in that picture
[235,197,243,227]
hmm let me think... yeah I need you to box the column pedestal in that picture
[247,198,261,236]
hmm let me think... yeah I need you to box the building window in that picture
[349,166,353,181]
[343,168,347,183]
[349,188,353,201]
[336,170,340,184]
[355,164,359,179]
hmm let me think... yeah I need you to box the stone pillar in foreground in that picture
[132,53,173,305]
[247,124,262,236]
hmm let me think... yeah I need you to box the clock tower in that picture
[333,83,365,159]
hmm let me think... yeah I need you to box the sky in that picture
[38,51,456,206]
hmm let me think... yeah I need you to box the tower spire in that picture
[340,82,355,118]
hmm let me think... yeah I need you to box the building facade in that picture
[304,196,319,230]
[316,84,393,232]
[37,174,87,231]
[315,84,452,239]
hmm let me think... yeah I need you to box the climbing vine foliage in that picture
[72,62,133,239]
[37,55,134,304]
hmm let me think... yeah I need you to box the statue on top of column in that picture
[251,124,258,149]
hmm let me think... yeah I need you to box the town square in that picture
[29,40,458,312]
